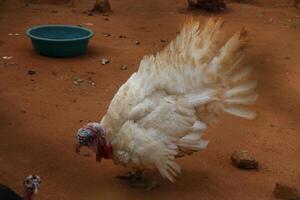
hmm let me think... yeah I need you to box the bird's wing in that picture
[101,19,257,182]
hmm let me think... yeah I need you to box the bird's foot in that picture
[116,171,159,190]
[116,171,140,181]
[130,179,159,191]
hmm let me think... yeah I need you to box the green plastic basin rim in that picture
[26,24,94,42]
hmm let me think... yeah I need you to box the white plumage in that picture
[100,19,257,182]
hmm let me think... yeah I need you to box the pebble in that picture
[160,39,166,43]
[27,70,36,75]
[120,64,128,70]
[101,58,110,65]
[135,41,140,45]
[231,150,258,169]
[103,32,111,37]
[119,35,127,38]
[2,56,13,60]
[90,82,96,86]
[73,78,84,85]
[273,183,300,200]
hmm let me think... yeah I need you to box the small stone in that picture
[120,64,128,70]
[82,22,93,26]
[104,17,109,21]
[160,39,166,43]
[273,183,300,200]
[90,81,96,86]
[8,33,13,36]
[101,58,110,65]
[231,150,258,169]
[2,56,13,60]
[119,35,127,38]
[88,12,94,16]
[135,41,140,45]
[103,32,111,37]
[21,110,26,114]
[92,0,111,13]
[73,78,84,85]
[27,70,36,75]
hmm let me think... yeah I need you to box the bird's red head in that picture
[75,122,112,162]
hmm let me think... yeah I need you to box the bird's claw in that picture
[116,172,159,190]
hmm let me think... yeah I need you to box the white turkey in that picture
[75,19,257,188]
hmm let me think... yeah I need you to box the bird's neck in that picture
[24,191,35,200]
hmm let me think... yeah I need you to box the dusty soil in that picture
[0,0,299,199]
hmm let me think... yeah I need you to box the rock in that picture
[73,78,84,85]
[92,0,111,14]
[2,56,13,60]
[160,39,166,43]
[188,0,226,12]
[101,58,110,65]
[231,150,258,169]
[104,17,109,21]
[120,64,128,70]
[103,32,111,37]
[273,183,300,200]
[27,70,36,75]
[135,41,140,45]
[119,35,127,38]
[90,81,96,86]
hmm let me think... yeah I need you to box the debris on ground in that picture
[120,64,128,70]
[2,56,13,60]
[8,33,20,36]
[73,78,84,85]
[231,150,258,169]
[51,10,58,13]
[101,58,110,65]
[104,17,109,21]
[73,77,96,87]
[119,35,127,38]
[188,0,226,12]
[160,39,167,43]
[81,22,94,26]
[273,183,300,200]
[92,0,111,14]
[27,70,36,75]
[135,41,140,45]
[90,81,96,86]
[103,32,111,37]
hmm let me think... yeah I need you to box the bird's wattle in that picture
[76,123,113,162]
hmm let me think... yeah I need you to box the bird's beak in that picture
[75,144,82,154]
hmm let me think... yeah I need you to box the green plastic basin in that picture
[26,25,94,57]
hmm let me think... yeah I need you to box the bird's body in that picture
[0,184,23,200]
[77,19,257,183]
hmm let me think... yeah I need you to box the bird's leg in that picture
[116,171,138,180]
[116,171,159,190]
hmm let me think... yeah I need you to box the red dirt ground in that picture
[0,0,299,199]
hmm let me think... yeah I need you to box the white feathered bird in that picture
[75,19,257,187]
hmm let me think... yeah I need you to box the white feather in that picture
[100,19,257,182]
